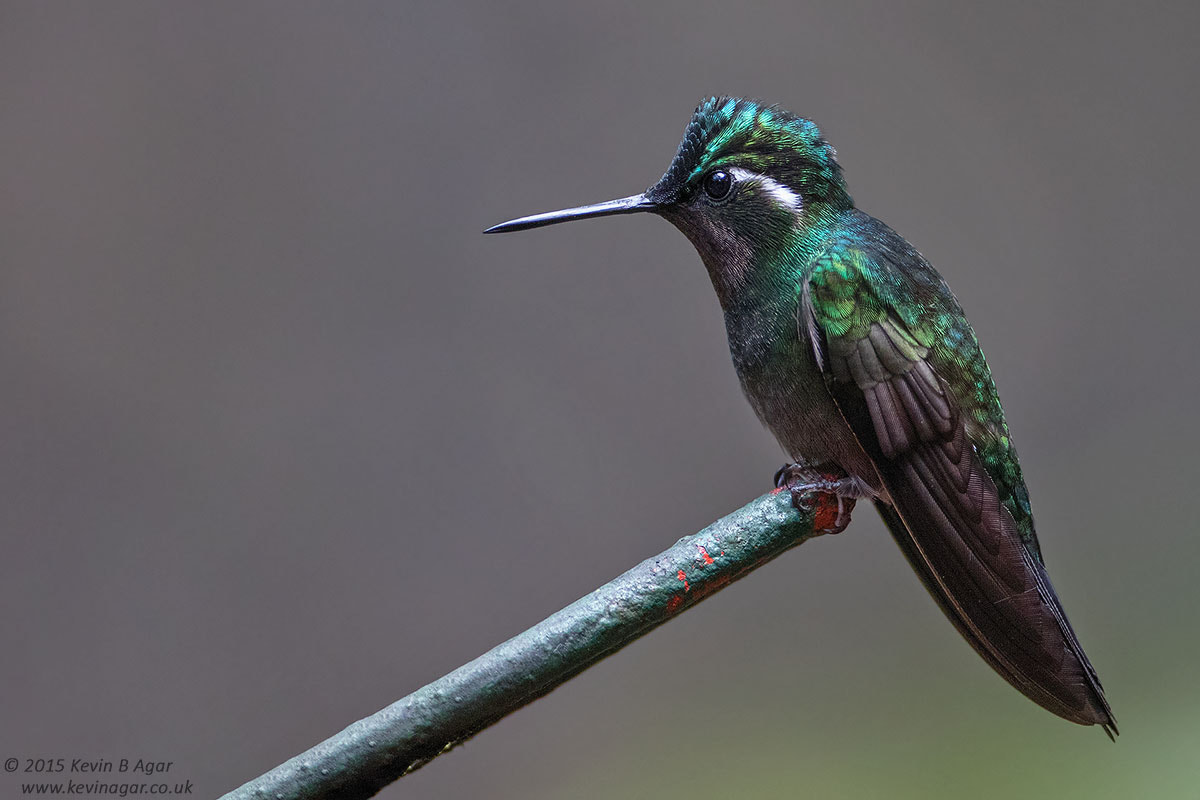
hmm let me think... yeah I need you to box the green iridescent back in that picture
[810,223,1040,560]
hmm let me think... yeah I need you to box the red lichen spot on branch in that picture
[676,570,690,592]
[697,545,715,566]
[665,594,684,614]
[812,493,840,532]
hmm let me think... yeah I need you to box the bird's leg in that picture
[773,461,864,535]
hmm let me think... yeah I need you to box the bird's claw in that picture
[774,462,858,535]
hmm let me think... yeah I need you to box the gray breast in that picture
[724,292,882,493]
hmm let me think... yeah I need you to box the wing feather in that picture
[809,237,1115,734]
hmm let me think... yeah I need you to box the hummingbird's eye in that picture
[703,170,733,200]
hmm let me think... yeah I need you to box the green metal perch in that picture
[220,488,834,799]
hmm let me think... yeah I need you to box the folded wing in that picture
[808,239,1115,734]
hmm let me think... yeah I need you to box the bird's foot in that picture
[773,462,862,535]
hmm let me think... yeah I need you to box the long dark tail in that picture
[873,494,1116,738]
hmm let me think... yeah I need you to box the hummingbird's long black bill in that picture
[484,193,655,234]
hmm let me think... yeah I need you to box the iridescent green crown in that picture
[649,96,850,208]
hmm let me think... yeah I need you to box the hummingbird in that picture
[485,97,1116,736]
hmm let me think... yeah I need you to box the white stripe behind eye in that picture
[729,167,802,211]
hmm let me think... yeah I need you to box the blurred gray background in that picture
[2,2,1197,798]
